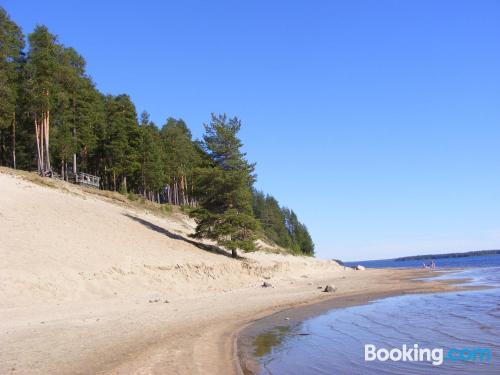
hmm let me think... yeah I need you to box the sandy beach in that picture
[0,170,468,375]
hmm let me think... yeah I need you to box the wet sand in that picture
[236,270,481,375]
[0,268,469,374]
[0,170,477,374]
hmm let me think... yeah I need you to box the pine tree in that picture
[52,46,96,178]
[0,7,24,168]
[283,208,315,255]
[86,90,106,177]
[104,94,140,191]
[253,189,314,255]
[73,78,104,175]
[139,111,165,199]
[252,191,293,249]
[0,9,316,257]
[190,114,258,257]
[202,113,255,175]
[24,25,60,174]
[160,118,200,205]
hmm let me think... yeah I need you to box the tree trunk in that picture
[73,91,77,174]
[0,130,5,166]
[34,115,41,173]
[36,110,51,174]
[182,175,187,205]
[11,112,16,169]
[180,175,185,205]
[45,111,51,172]
[174,180,178,205]
[40,115,44,172]
[231,249,237,258]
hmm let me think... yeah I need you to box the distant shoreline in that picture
[394,249,500,261]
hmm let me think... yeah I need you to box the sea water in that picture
[254,255,500,374]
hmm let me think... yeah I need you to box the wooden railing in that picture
[75,172,100,188]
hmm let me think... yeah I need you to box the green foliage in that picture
[283,208,314,255]
[127,192,139,201]
[118,180,127,195]
[202,114,256,183]
[253,190,314,256]
[0,7,24,167]
[159,117,202,205]
[104,94,141,190]
[160,118,199,182]
[25,25,59,115]
[191,207,258,254]
[139,111,165,193]
[180,204,193,214]
[0,11,315,258]
[54,48,102,172]
[190,114,258,257]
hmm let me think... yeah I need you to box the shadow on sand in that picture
[124,213,239,259]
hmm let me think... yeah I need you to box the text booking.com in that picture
[365,344,491,366]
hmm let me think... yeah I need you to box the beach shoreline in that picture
[0,171,480,374]
[235,269,481,375]
[105,269,480,375]
[0,268,472,375]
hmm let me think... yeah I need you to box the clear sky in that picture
[4,0,500,260]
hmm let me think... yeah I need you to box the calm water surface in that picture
[254,255,500,374]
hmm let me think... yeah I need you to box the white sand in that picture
[0,171,342,307]
[0,170,458,374]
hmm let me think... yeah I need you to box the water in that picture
[344,254,500,269]
[253,255,500,374]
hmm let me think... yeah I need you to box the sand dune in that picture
[0,170,462,374]
[0,170,340,308]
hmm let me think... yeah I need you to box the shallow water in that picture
[254,259,500,374]
[344,254,500,269]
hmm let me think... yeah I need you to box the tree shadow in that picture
[123,213,239,259]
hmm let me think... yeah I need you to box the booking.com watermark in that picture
[365,344,491,366]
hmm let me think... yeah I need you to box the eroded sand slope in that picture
[0,170,455,375]
[0,171,341,309]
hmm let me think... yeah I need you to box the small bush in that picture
[180,205,193,214]
[127,192,139,201]
[118,182,127,195]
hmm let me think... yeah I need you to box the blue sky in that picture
[4,0,500,260]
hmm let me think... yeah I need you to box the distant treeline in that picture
[395,249,500,261]
[0,7,314,256]
[253,191,314,255]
